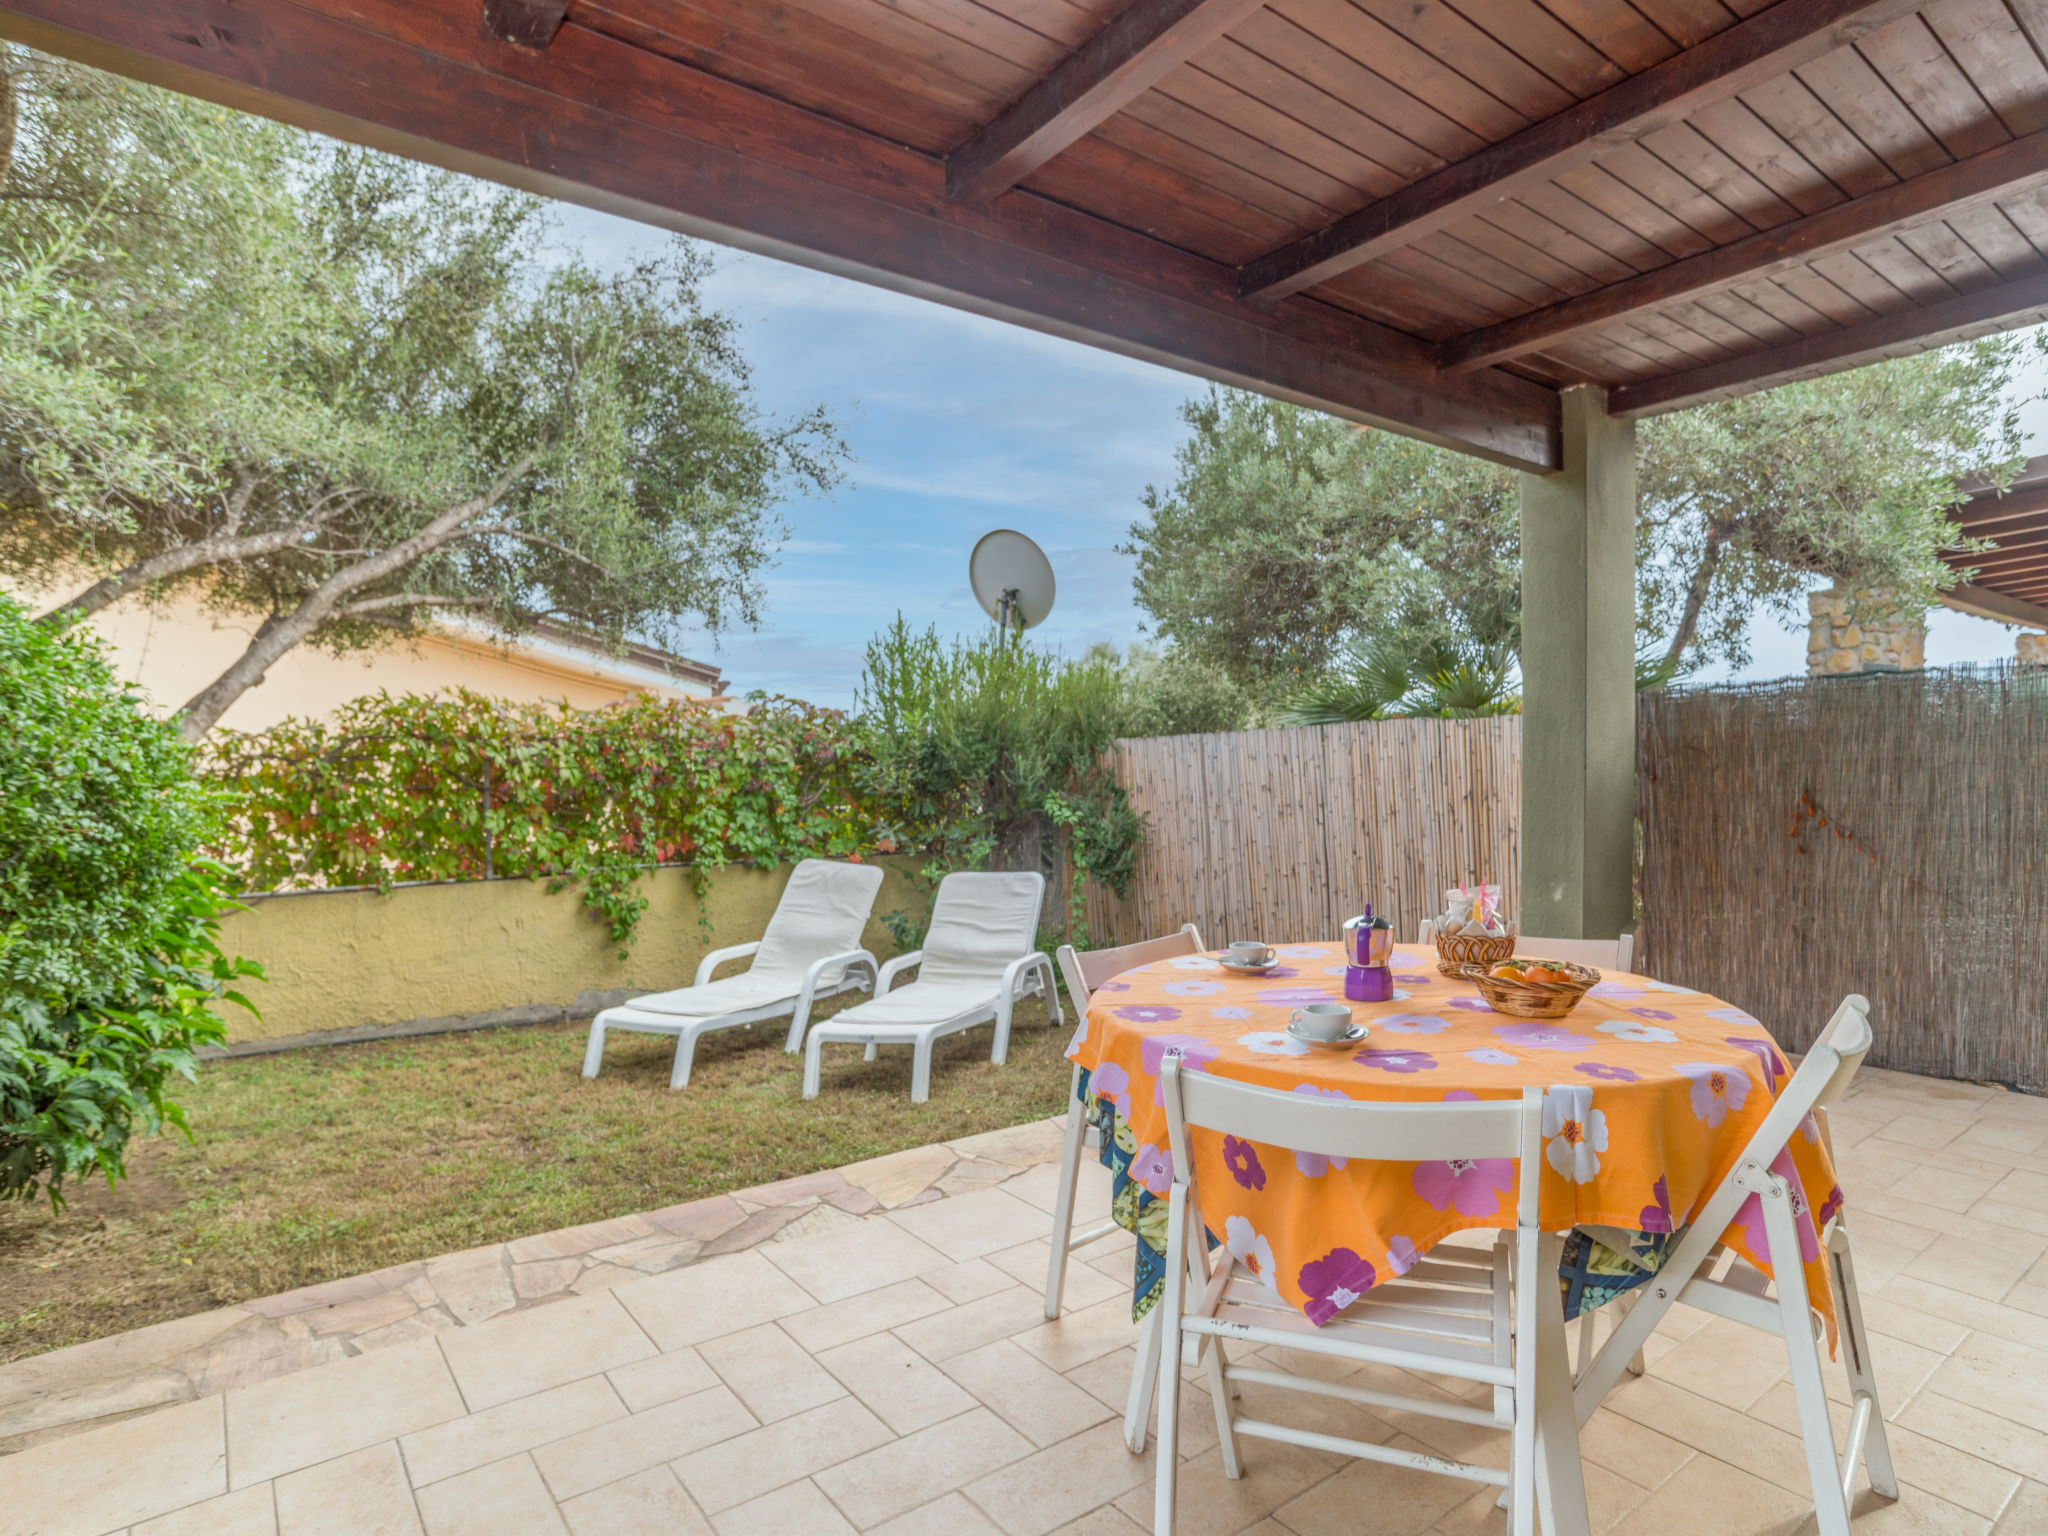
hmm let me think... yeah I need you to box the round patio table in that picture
[1066,940,1843,1340]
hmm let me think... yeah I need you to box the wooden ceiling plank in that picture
[1448,206,1621,292]
[1193,38,1448,184]
[1344,0,1577,119]
[1842,233,1959,300]
[1942,200,2048,276]
[1683,96,1848,214]
[1552,160,1722,256]
[1025,132,1290,259]
[1792,42,1959,181]
[1801,248,1916,311]
[1637,116,1807,226]
[483,0,565,49]
[1534,0,1687,73]
[1592,136,1772,243]
[1758,262,1881,323]
[1855,12,2009,159]
[1955,501,2048,533]
[1138,70,1393,204]
[1513,178,1678,267]
[1721,269,1842,330]
[1089,106,1344,228]
[944,0,1268,203]
[1473,196,1650,283]
[1630,0,1742,48]
[1893,216,2015,289]
[1735,71,1904,197]
[1609,263,2048,412]
[1439,126,2048,368]
[1432,0,1630,97]
[6,0,1563,468]
[1921,0,2048,137]
[1238,0,1930,300]
[1688,282,1808,340]
[1412,227,1577,307]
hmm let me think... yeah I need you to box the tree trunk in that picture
[1661,529,1726,670]
[0,54,18,198]
[173,456,537,738]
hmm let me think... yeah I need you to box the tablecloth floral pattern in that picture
[1068,943,1841,1344]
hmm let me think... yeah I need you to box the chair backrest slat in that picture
[920,872,1047,984]
[751,859,887,981]
[1056,924,1204,1011]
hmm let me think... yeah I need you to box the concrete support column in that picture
[1519,386,1636,941]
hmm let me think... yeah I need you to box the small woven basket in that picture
[1433,928,1516,977]
[1452,960,1599,1020]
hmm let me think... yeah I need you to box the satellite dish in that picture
[969,529,1056,633]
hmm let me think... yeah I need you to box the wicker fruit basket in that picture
[1452,960,1599,1020]
[1433,928,1516,977]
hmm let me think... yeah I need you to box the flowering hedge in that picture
[203,690,879,946]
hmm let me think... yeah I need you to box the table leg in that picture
[1531,1232,1592,1536]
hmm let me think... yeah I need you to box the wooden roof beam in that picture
[1607,269,2048,417]
[1439,129,2048,374]
[1956,491,2048,530]
[946,0,1266,205]
[1238,0,1925,303]
[1941,582,2048,628]
[482,0,566,49]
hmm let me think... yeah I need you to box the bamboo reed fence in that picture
[1638,664,2048,1091]
[1084,717,1521,951]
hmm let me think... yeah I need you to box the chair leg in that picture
[1152,1187,1189,1536]
[802,1035,824,1098]
[1125,1302,1162,1453]
[1830,1220,1898,1500]
[1045,1065,1088,1320]
[669,1025,702,1091]
[911,1039,933,1103]
[580,1018,607,1079]
[1761,1180,1853,1536]
[1530,1232,1591,1536]
[1621,1291,1646,1377]
[1203,1334,1240,1480]
[863,1039,879,1061]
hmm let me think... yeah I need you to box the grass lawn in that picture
[0,992,1072,1366]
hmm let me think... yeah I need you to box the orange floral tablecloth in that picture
[1067,942,1841,1340]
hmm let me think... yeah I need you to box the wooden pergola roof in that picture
[14,0,2048,475]
[1947,454,2048,627]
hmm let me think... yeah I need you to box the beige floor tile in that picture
[1433,1458,1650,1536]
[1973,1203,2048,1242]
[989,1239,1126,1310]
[757,1216,954,1305]
[965,1419,1156,1536]
[1268,1438,1479,1536]
[437,1292,655,1413]
[607,1349,719,1413]
[132,1482,277,1536]
[869,1491,1011,1535]
[1750,1383,2019,1520]
[1890,1163,2005,1209]
[1600,1375,1817,1499]
[813,1406,1034,1529]
[1054,1510,1152,1535]
[413,1453,566,1536]
[1986,1169,2048,1217]
[531,1384,754,1502]
[559,1465,712,1536]
[1114,1438,1340,1536]
[926,1258,1028,1306]
[1924,1333,2048,1433]
[1898,1393,2048,1484]
[4,1396,225,1536]
[1011,1296,1145,1374]
[1993,1481,2048,1534]
[273,1442,422,1536]
[942,1338,1116,1448]
[816,1329,979,1435]
[1879,1277,2048,1355]
[1900,1239,2048,1306]
[1871,1117,1970,1153]
[671,1395,893,1513]
[999,1159,1115,1220]
[2007,1283,2048,1322]
[695,1323,846,1423]
[837,1145,959,1209]
[1959,1122,2048,1156]
[886,1188,1046,1263]
[778,1279,954,1355]
[711,1478,858,1535]
[1828,1485,1996,1536]
[400,1375,627,1489]
[612,1252,817,1352]
[1859,1293,1972,1355]
[893,1285,1049,1363]
[1647,1315,1792,1410]
[227,1338,466,1487]
[1598,1452,1808,1536]
[1575,1406,1694,1491]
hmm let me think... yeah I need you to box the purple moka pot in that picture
[1342,906,1395,1002]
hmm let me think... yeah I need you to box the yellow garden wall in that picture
[215,858,922,1045]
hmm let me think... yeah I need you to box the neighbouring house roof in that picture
[518,619,728,697]
[1946,458,2048,631]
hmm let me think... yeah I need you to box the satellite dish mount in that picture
[969,529,1056,639]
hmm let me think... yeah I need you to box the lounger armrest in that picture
[877,950,924,991]
[1001,950,1053,1000]
[694,941,761,988]
[783,948,880,1054]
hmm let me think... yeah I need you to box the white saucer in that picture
[1220,959,1279,975]
[1287,1021,1370,1049]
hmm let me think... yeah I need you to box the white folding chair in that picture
[583,859,883,1089]
[1573,996,1897,1536]
[1417,921,1636,974]
[802,871,1061,1103]
[1048,923,1203,1455]
[1153,1054,1588,1536]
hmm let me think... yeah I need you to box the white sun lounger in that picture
[582,858,884,1089]
[801,870,1061,1103]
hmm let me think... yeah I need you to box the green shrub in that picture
[0,596,258,1206]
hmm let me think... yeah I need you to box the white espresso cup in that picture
[1291,1002,1353,1041]
[1227,940,1275,967]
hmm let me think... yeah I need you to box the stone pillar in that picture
[1806,586,1925,675]
[2019,632,2048,665]
[1519,387,1636,942]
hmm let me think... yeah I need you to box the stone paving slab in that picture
[0,1120,1062,1458]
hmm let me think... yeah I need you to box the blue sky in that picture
[552,205,2038,708]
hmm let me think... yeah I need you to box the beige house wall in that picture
[6,580,721,731]
[217,858,923,1044]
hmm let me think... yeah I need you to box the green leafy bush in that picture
[204,690,875,947]
[0,596,257,1206]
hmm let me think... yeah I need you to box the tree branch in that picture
[1662,527,1727,669]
